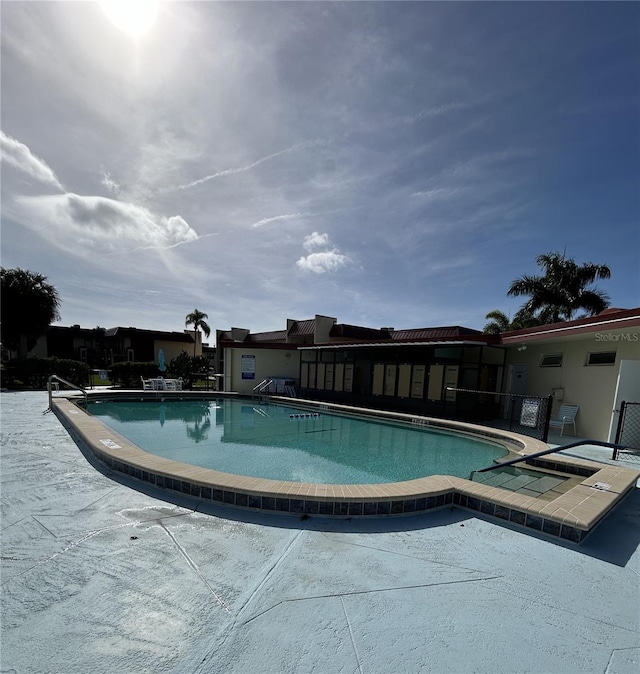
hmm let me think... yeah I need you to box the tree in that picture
[168,351,208,389]
[1,268,61,357]
[507,252,611,324]
[185,309,210,359]
[483,310,511,334]
[483,309,541,334]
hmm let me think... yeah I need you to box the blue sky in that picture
[1,1,638,338]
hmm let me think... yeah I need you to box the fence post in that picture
[509,395,516,433]
[542,394,553,443]
[614,401,626,445]
[612,401,626,460]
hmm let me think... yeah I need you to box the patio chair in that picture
[164,379,177,391]
[141,377,154,391]
[548,404,579,436]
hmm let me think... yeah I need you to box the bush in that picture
[168,352,209,388]
[2,357,90,390]
[109,361,160,388]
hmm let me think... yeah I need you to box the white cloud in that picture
[14,193,198,251]
[411,188,460,200]
[101,171,121,194]
[0,130,64,190]
[171,139,326,192]
[250,213,303,229]
[302,231,329,251]
[297,231,350,273]
[297,250,349,274]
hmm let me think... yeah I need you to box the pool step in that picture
[473,467,568,498]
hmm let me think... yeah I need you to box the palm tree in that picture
[1,268,61,357]
[483,310,511,334]
[507,252,611,324]
[483,309,541,335]
[483,308,542,334]
[185,309,210,359]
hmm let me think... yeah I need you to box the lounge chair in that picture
[141,377,155,391]
[549,404,579,436]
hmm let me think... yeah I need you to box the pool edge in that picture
[51,393,638,544]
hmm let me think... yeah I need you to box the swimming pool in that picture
[85,398,509,484]
[52,391,638,543]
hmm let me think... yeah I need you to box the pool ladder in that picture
[45,374,88,412]
[252,379,273,402]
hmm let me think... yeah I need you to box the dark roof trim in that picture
[390,326,483,340]
[247,330,288,342]
[329,324,391,340]
[219,341,298,350]
[104,327,194,342]
[299,340,496,350]
[500,308,640,343]
[47,325,102,335]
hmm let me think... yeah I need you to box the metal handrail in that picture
[251,379,274,402]
[47,375,88,409]
[252,379,273,393]
[471,439,627,478]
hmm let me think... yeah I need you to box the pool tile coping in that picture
[51,394,638,544]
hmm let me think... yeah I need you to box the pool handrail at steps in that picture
[471,439,627,479]
[47,374,88,410]
[252,378,273,401]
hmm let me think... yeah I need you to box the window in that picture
[540,353,563,367]
[482,346,506,366]
[587,351,616,366]
[434,347,461,360]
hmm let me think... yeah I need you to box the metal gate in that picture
[447,387,553,442]
[615,401,640,452]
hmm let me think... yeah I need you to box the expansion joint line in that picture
[604,647,640,674]
[341,596,364,674]
[243,575,503,625]
[237,529,306,621]
[0,522,136,586]
[159,521,230,612]
[319,532,494,574]
[192,530,307,673]
[491,585,640,636]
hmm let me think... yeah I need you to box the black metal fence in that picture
[614,401,640,461]
[447,387,553,442]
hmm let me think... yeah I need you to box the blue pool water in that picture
[86,398,508,484]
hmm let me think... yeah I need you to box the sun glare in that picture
[99,0,160,38]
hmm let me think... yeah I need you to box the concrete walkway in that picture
[1,392,639,674]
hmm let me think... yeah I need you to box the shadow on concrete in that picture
[576,487,640,565]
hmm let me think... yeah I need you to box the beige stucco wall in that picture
[505,330,640,441]
[224,347,300,394]
[313,315,337,343]
[155,339,193,365]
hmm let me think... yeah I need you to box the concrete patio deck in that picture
[2,391,639,673]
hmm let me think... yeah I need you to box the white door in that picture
[504,365,527,418]
[507,365,527,394]
[608,360,640,442]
